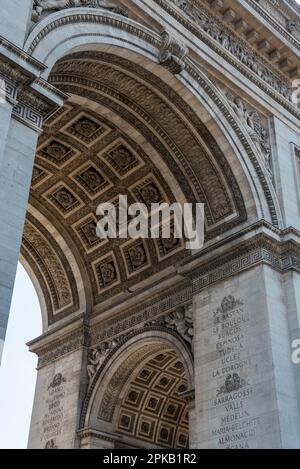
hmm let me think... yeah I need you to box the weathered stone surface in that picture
[0,0,299,449]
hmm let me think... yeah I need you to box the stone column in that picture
[0,45,65,363]
[0,118,39,360]
[283,270,300,434]
[27,321,88,449]
[193,264,300,449]
[0,101,13,168]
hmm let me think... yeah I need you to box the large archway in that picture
[20,28,273,332]
[2,4,288,450]
[1,0,300,451]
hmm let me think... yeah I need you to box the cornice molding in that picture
[234,0,300,51]
[25,7,300,122]
[152,0,299,115]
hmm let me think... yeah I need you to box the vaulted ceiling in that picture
[21,50,247,329]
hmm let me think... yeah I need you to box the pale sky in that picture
[0,264,41,449]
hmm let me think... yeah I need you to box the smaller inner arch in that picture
[115,349,189,449]
[83,330,194,450]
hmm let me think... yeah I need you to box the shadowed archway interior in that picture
[115,350,189,449]
[21,49,247,331]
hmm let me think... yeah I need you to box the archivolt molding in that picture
[183,59,281,227]
[24,5,300,118]
[49,50,282,230]
[154,0,299,113]
[21,209,86,327]
[87,309,194,385]
[24,8,282,225]
[25,7,161,58]
[81,329,194,430]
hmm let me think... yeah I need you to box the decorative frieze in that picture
[0,63,65,130]
[31,0,128,22]
[164,0,296,103]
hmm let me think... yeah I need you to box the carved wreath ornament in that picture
[32,0,127,22]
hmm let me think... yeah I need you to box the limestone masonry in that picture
[0,0,300,449]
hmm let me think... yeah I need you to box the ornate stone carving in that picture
[140,183,162,205]
[97,344,165,422]
[87,340,118,380]
[100,262,117,285]
[158,30,188,75]
[109,144,136,173]
[164,307,194,346]
[72,116,98,137]
[286,19,300,34]
[168,0,294,103]
[81,221,98,245]
[225,92,272,176]
[36,329,87,368]
[39,139,74,165]
[43,141,70,161]
[123,241,149,274]
[147,305,194,347]
[52,187,78,210]
[93,255,119,290]
[213,295,244,325]
[116,349,189,448]
[77,166,106,192]
[32,0,127,22]
[23,222,74,311]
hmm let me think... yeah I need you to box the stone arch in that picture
[81,328,194,449]
[24,7,282,227]
[19,6,284,333]
[20,204,88,329]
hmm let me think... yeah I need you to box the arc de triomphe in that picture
[0,0,300,449]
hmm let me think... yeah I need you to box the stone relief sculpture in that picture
[170,0,293,104]
[32,0,126,22]
[164,307,194,346]
[286,19,300,35]
[87,340,118,380]
[225,93,272,176]
[146,305,194,347]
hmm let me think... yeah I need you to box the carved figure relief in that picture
[87,340,118,380]
[225,92,272,176]
[32,0,127,22]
